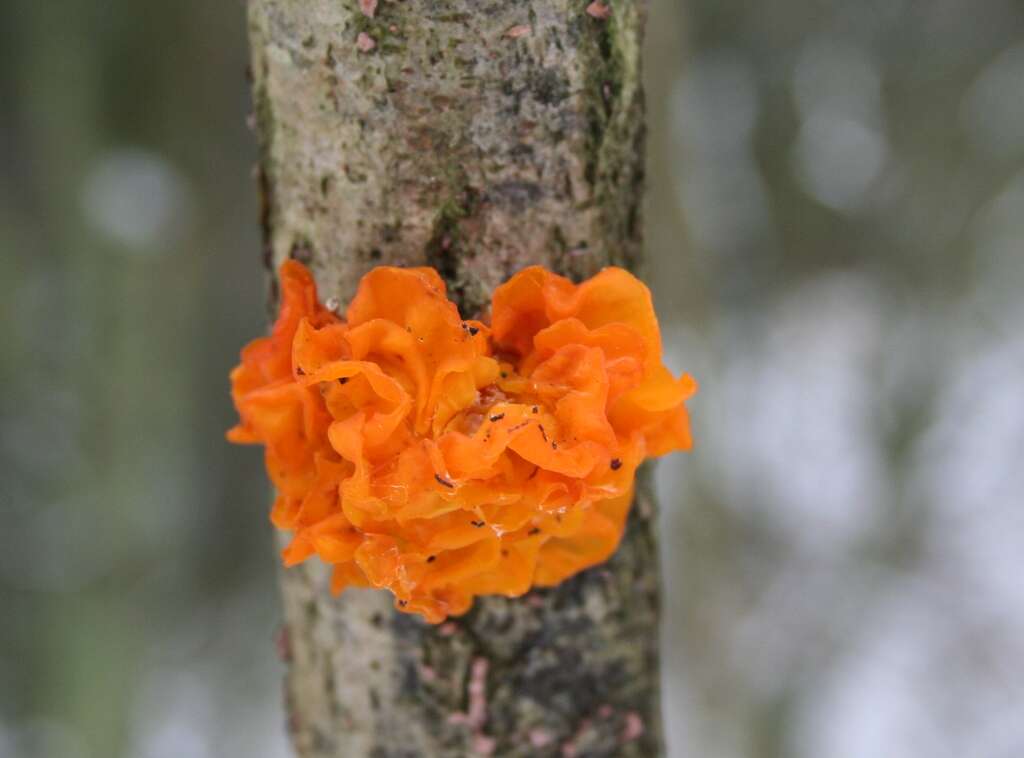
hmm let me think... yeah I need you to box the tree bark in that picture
[246,0,660,755]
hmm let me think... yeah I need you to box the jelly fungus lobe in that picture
[228,261,695,622]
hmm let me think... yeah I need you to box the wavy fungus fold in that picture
[229,261,696,622]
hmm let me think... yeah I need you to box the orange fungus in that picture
[228,261,696,622]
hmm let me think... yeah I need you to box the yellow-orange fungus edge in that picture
[228,261,696,623]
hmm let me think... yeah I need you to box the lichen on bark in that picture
[248,0,660,755]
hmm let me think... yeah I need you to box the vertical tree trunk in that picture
[247,1,659,755]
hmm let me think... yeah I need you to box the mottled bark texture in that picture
[247,0,660,755]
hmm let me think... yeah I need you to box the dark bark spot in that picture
[290,239,314,264]
[487,180,541,213]
[531,67,569,105]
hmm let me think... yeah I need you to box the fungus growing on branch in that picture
[229,261,696,622]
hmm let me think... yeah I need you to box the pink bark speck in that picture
[529,729,554,748]
[356,32,376,52]
[449,657,492,752]
[622,711,645,741]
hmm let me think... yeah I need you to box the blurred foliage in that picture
[1,0,1022,756]
[1,1,282,756]
[647,2,1024,757]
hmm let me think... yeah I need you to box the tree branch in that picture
[248,0,659,754]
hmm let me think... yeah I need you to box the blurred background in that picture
[1,0,1022,756]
